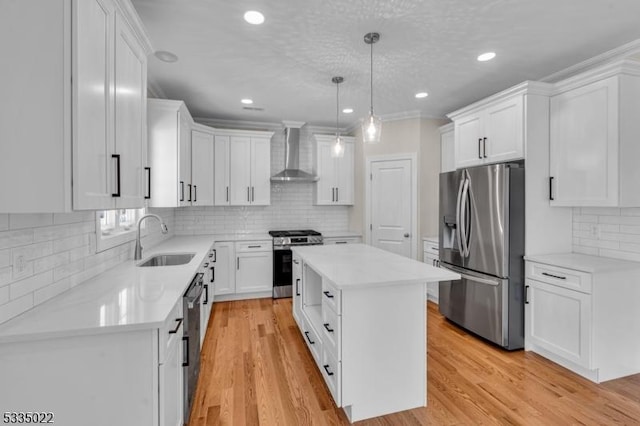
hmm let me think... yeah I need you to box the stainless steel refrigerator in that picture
[438,163,525,350]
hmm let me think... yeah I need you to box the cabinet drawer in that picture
[302,317,322,366]
[159,300,183,364]
[321,347,342,406]
[235,240,272,252]
[526,262,592,294]
[423,240,439,254]
[322,280,341,313]
[321,306,341,360]
[324,237,361,245]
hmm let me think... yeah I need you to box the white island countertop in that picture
[293,243,459,290]
[0,236,215,343]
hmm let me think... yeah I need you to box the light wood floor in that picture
[188,298,640,425]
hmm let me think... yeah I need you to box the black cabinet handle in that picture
[168,318,183,334]
[295,278,300,296]
[182,336,189,367]
[226,186,229,202]
[251,186,255,202]
[188,184,192,202]
[194,185,197,203]
[180,181,184,202]
[549,177,554,201]
[210,266,215,283]
[144,167,151,199]
[478,138,482,159]
[248,245,262,248]
[332,188,335,202]
[112,154,121,197]
[247,186,250,202]
[336,187,339,202]
[211,249,216,262]
[237,257,239,270]
[323,364,334,376]
[323,291,334,299]
[542,272,566,280]
[483,137,487,158]
[304,331,315,345]
[335,241,347,244]
[293,259,299,265]
[525,285,529,304]
[203,284,209,305]
[323,323,334,333]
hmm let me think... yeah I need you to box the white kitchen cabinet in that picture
[214,130,274,206]
[313,135,355,205]
[525,254,640,383]
[439,123,455,173]
[159,301,184,426]
[292,253,303,329]
[147,99,195,207]
[211,241,236,296]
[422,239,440,303]
[323,236,362,245]
[451,95,524,169]
[201,249,216,344]
[191,125,215,206]
[549,66,640,207]
[0,0,151,213]
[235,241,273,293]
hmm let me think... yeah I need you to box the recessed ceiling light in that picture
[154,50,178,63]
[241,99,253,105]
[342,108,354,114]
[244,11,264,25]
[415,92,429,99]
[477,52,496,62]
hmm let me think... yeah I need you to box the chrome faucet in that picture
[134,214,169,261]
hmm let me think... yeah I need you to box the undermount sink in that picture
[137,253,196,267]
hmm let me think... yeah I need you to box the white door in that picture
[229,136,251,205]
[370,159,413,257]
[191,130,214,206]
[214,135,230,205]
[250,137,271,205]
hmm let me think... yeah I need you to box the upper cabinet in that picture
[450,94,524,169]
[191,124,215,206]
[214,129,274,206]
[313,135,355,205]
[0,0,152,213]
[439,123,455,173]
[549,63,640,207]
[147,99,194,207]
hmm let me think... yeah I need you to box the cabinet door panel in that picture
[212,242,235,296]
[159,333,183,426]
[336,143,354,205]
[214,136,230,205]
[550,77,618,206]
[455,114,483,169]
[485,96,524,162]
[229,137,251,205]
[73,0,115,210]
[440,129,455,173]
[191,130,214,206]
[316,141,336,205]
[178,113,192,206]
[250,138,271,205]
[114,11,145,208]
[236,251,273,293]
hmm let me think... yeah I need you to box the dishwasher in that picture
[183,272,204,424]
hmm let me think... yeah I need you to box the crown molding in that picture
[114,0,154,55]
[551,59,640,94]
[540,38,640,83]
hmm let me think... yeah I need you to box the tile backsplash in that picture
[0,208,174,324]
[573,207,640,262]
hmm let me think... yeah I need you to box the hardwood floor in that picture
[188,298,640,425]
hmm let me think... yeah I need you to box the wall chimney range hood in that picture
[271,121,318,182]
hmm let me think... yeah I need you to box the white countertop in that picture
[524,252,640,273]
[0,236,216,343]
[422,236,438,244]
[292,243,459,290]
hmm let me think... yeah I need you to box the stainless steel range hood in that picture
[271,123,318,182]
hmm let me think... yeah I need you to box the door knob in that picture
[404,233,410,238]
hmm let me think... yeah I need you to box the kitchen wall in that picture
[349,116,446,258]
[573,207,640,262]
[175,124,351,235]
[0,208,174,324]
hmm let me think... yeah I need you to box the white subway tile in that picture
[580,207,620,216]
[620,225,640,235]
[620,208,640,216]
[619,242,640,254]
[0,285,8,305]
[573,246,598,256]
[572,215,598,224]
[0,215,8,231]
[34,278,71,305]
[0,249,10,268]
[0,229,34,250]
[9,214,54,230]
[53,211,95,225]
[0,267,11,286]
[33,252,70,274]
[0,293,33,325]
[599,215,640,225]
[53,234,89,253]
[9,271,54,300]
[12,241,54,261]
[599,249,640,262]
[53,259,84,282]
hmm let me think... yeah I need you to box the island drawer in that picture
[321,347,342,406]
[423,240,439,254]
[159,299,183,364]
[235,240,272,252]
[302,317,322,366]
[321,305,341,360]
[322,280,341,313]
[526,262,592,294]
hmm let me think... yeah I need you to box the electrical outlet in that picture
[589,224,600,238]
[12,254,32,280]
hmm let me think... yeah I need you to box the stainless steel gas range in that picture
[269,230,323,298]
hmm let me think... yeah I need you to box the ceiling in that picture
[131,0,640,128]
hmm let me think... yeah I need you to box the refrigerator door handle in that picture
[439,263,501,286]
[459,176,470,258]
[455,176,465,255]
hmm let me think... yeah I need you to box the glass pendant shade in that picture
[332,134,345,158]
[362,112,382,144]
[331,76,345,158]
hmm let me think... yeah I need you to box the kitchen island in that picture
[291,243,460,423]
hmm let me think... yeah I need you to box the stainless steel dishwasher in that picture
[183,272,204,424]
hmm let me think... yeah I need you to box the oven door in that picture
[273,247,293,298]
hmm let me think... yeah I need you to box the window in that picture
[96,208,145,252]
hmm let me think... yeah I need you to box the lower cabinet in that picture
[323,236,362,245]
[211,241,236,296]
[525,255,640,383]
[159,301,184,426]
[292,253,303,329]
[212,240,273,299]
[422,239,440,302]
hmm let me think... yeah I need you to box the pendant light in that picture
[331,76,345,158]
[362,32,382,144]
